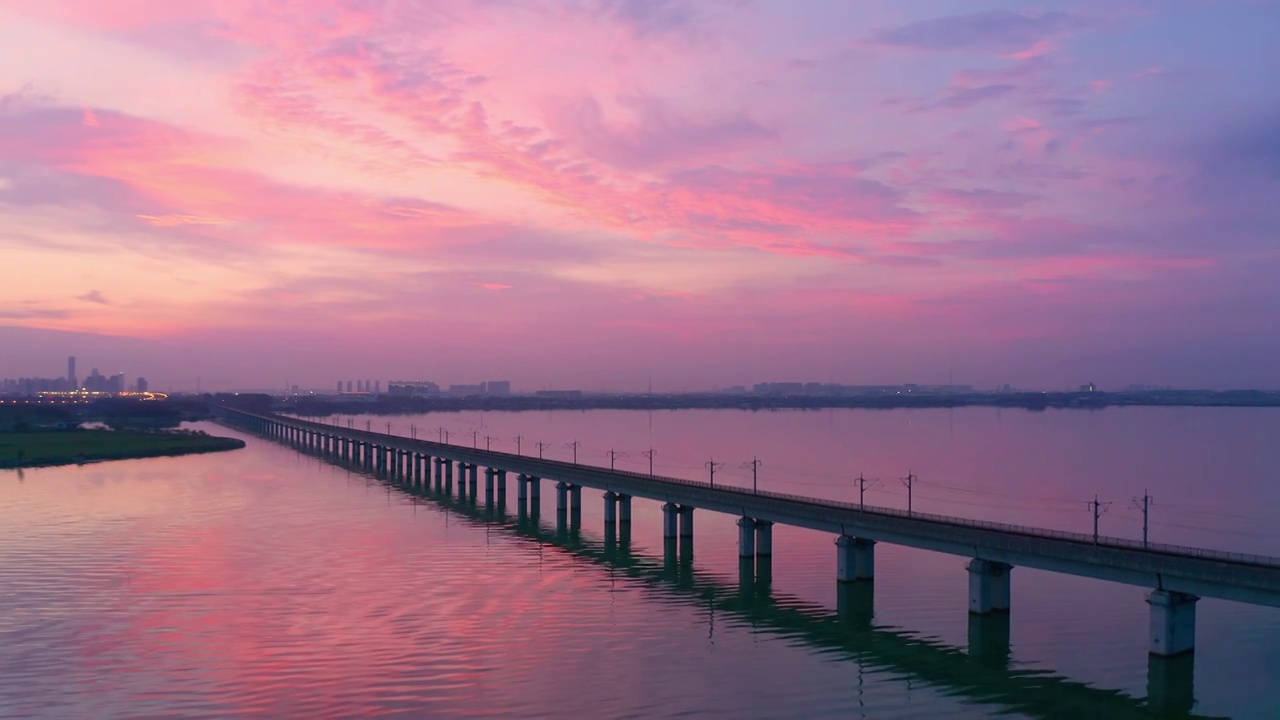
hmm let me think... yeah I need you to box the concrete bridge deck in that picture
[217,407,1280,660]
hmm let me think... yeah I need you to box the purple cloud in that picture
[871,10,1087,52]
[912,83,1018,112]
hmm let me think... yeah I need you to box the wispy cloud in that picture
[76,290,111,305]
[869,10,1089,53]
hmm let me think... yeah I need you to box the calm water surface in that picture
[1,407,1278,718]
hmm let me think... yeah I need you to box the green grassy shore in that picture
[0,430,246,469]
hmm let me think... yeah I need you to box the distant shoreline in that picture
[0,430,246,470]
[266,390,1280,417]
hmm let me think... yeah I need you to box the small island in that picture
[0,429,246,469]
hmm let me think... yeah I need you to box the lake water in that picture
[1,406,1278,718]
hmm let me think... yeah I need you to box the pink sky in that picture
[1,1,1278,392]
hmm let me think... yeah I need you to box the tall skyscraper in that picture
[137,377,148,393]
[67,356,77,388]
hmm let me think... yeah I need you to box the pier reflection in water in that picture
[359,444,1201,719]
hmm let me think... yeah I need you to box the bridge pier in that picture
[1147,590,1197,657]
[603,491,617,525]
[496,471,507,510]
[679,505,694,539]
[662,502,679,539]
[837,536,875,583]
[528,476,540,518]
[968,559,1012,614]
[434,458,444,492]
[468,464,479,503]
[569,484,582,529]
[756,520,773,556]
[556,482,569,533]
[618,494,632,524]
[556,481,569,513]
[678,505,694,562]
[484,468,495,507]
[738,517,756,558]
[755,520,774,592]
[517,474,529,516]
[444,460,454,495]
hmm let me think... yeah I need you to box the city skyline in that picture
[0,350,1226,397]
[2,2,1279,391]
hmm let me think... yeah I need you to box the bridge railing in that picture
[235,409,1280,570]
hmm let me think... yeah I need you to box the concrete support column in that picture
[837,536,876,583]
[457,463,469,501]
[967,559,1012,614]
[737,517,756,558]
[556,482,569,513]
[570,489,582,530]
[445,460,454,494]
[496,471,507,507]
[755,520,773,556]
[603,491,618,524]
[517,474,529,511]
[467,464,478,501]
[484,468,495,505]
[678,505,694,538]
[1147,590,1198,657]
[662,502,679,539]
[618,494,632,524]
[528,477,541,517]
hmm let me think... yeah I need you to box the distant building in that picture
[535,389,582,399]
[67,356,77,389]
[483,381,511,396]
[448,384,485,397]
[346,381,353,392]
[1081,382,1097,392]
[754,382,805,395]
[84,368,106,392]
[137,377,148,393]
[389,381,440,397]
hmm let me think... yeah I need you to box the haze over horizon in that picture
[2,1,1278,393]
